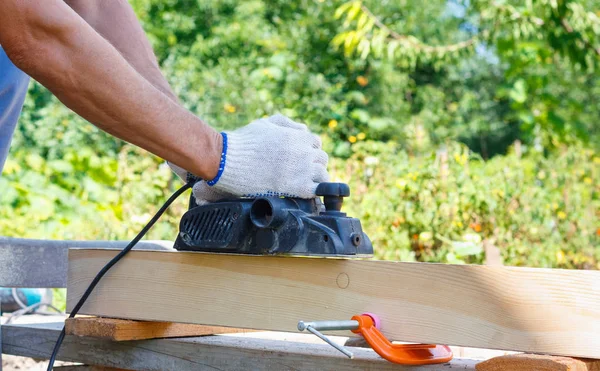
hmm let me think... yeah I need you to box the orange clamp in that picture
[351,314,453,365]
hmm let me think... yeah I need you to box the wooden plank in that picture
[67,249,600,358]
[476,354,600,371]
[0,238,172,288]
[1,322,478,370]
[65,316,252,341]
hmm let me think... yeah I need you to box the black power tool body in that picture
[174,182,373,257]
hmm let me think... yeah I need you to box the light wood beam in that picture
[67,249,600,358]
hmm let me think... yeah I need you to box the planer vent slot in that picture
[181,206,236,246]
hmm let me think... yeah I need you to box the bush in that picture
[327,138,599,268]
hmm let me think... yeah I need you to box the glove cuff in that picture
[209,123,284,197]
[206,132,228,186]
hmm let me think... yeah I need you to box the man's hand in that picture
[170,114,329,202]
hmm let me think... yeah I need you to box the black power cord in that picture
[46,182,192,370]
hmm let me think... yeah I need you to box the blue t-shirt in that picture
[0,45,30,173]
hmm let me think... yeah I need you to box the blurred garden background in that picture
[0,0,598,268]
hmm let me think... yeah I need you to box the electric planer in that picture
[174,182,373,257]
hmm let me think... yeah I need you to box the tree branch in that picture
[560,18,600,57]
[354,2,599,61]
[495,4,599,57]
[359,4,476,54]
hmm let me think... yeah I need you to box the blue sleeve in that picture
[0,45,30,173]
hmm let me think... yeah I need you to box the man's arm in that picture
[0,0,221,179]
[64,0,178,102]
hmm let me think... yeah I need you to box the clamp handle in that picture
[351,314,453,365]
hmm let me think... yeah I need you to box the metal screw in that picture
[180,232,192,244]
[350,233,361,246]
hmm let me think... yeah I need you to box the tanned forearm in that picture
[0,0,220,179]
[64,0,178,102]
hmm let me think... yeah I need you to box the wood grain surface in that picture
[476,354,600,371]
[65,316,251,341]
[67,249,600,358]
[3,322,479,370]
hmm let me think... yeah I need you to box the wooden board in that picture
[2,322,479,370]
[476,354,600,371]
[65,317,252,341]
[67,249,600,358]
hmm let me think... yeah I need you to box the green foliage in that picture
[0,0,598,270]
[336,0,600,69]
[333,1,475,68]
[334,0,600,150]
[330,139,599,268]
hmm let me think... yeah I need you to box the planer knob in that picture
[316,182,350,213]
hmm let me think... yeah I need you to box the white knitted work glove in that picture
[169,114,329,204]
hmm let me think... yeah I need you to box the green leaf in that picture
[387,40,399,59]
[346,91,367,104]
[548,111,565,131]
[358,39,371,60]
[25,154,45,172]
[509,79,527,103]
[350,109,370,123]
[368,117,394,131]
[334,1,354,20]
[331,32,348,47]
[333,142,352,158]
[446,252,466,264]
[345,1,362,23]
[47,160,74,173]
[357,13,369,31]
[452,241,483,256]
